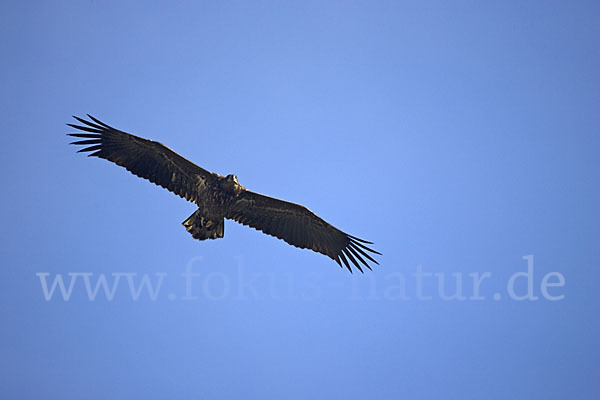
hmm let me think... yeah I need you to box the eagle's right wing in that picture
[227,190,380,272]
[68,115,217,204]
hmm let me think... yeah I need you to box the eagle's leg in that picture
[182,209,224,240]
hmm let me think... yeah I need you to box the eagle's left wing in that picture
[68,115,217,204]
[226,190,380,272]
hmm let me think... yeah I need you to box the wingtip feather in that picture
[344,249,364,273]
[338,252,353,273]
[347,234,373,244]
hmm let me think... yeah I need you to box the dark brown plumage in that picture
[68,115,380,272]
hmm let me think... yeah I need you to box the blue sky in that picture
[1,1,599,399]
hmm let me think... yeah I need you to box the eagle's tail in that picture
[182,210,224,241]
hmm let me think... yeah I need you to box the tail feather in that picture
[182,210,224,240]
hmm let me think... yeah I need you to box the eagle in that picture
[68,115,380,272]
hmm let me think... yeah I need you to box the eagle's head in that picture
[225,174,239,184]
[221,174,243,195]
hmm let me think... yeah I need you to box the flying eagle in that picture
[68,115,380,272]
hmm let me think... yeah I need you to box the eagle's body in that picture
[182,174,243,240]
[69,115,380,272]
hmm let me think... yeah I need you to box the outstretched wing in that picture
[227,191,380,272]
[68,115,217,204]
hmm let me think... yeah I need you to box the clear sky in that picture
[1,1,599,399]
